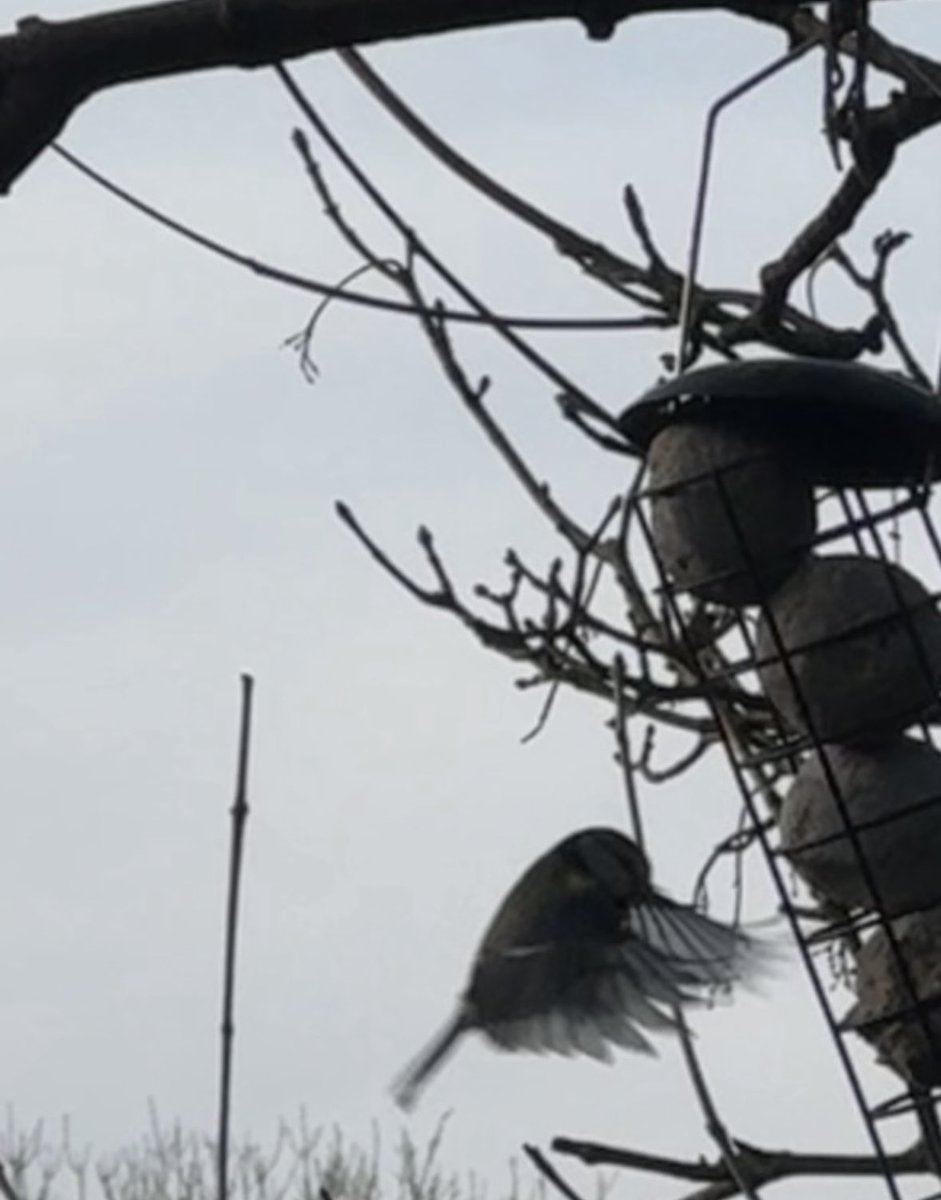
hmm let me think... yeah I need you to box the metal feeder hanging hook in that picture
[676,34,823,374]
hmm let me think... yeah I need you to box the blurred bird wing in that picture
[604,940,701,1011]
[478,936,685,1061]
[487,937,686,1022]
[625,898,754,987]
[488,1008,624,1061]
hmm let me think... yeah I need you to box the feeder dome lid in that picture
[618,357,941,486]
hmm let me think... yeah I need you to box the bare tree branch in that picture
[712,9,941,338]
[693,815,770,909]
[673,1014,763,1200]
[335,44,892,363]
[552,1135,930,1200]
[823,232,932,388]
[53,142,651,335]
[611,653,646,853]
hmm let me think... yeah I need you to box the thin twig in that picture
[336,503,446,607]
[49,144,648,335]
[291,130,402,279]
[337,47,637,301]
[823,234,931,387]
[284,261,397,382]
[522,1146,587,1200]
[217,674,256,1200]
[693,817,771,911]
[673,1012,762,1200]
[404,284,595,550]
[0,1164,22,1200]
[639,729,713,784]
[338,491,768,738]
[520,679,563,744]
[611,654,646,855]
[275,64,624,438]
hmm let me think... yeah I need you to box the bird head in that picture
[562,827,652,906]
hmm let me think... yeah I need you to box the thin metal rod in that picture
[217,673,256,1200]
[676,36,821,371]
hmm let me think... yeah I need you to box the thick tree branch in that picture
[0,0,791,195]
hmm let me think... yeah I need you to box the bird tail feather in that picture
[390,1009,467,1111]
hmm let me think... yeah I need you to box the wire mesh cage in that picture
[619,356,941,1197]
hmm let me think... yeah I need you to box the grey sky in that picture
[3,1,941,1195]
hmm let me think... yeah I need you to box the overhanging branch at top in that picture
[0,0,818,195]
